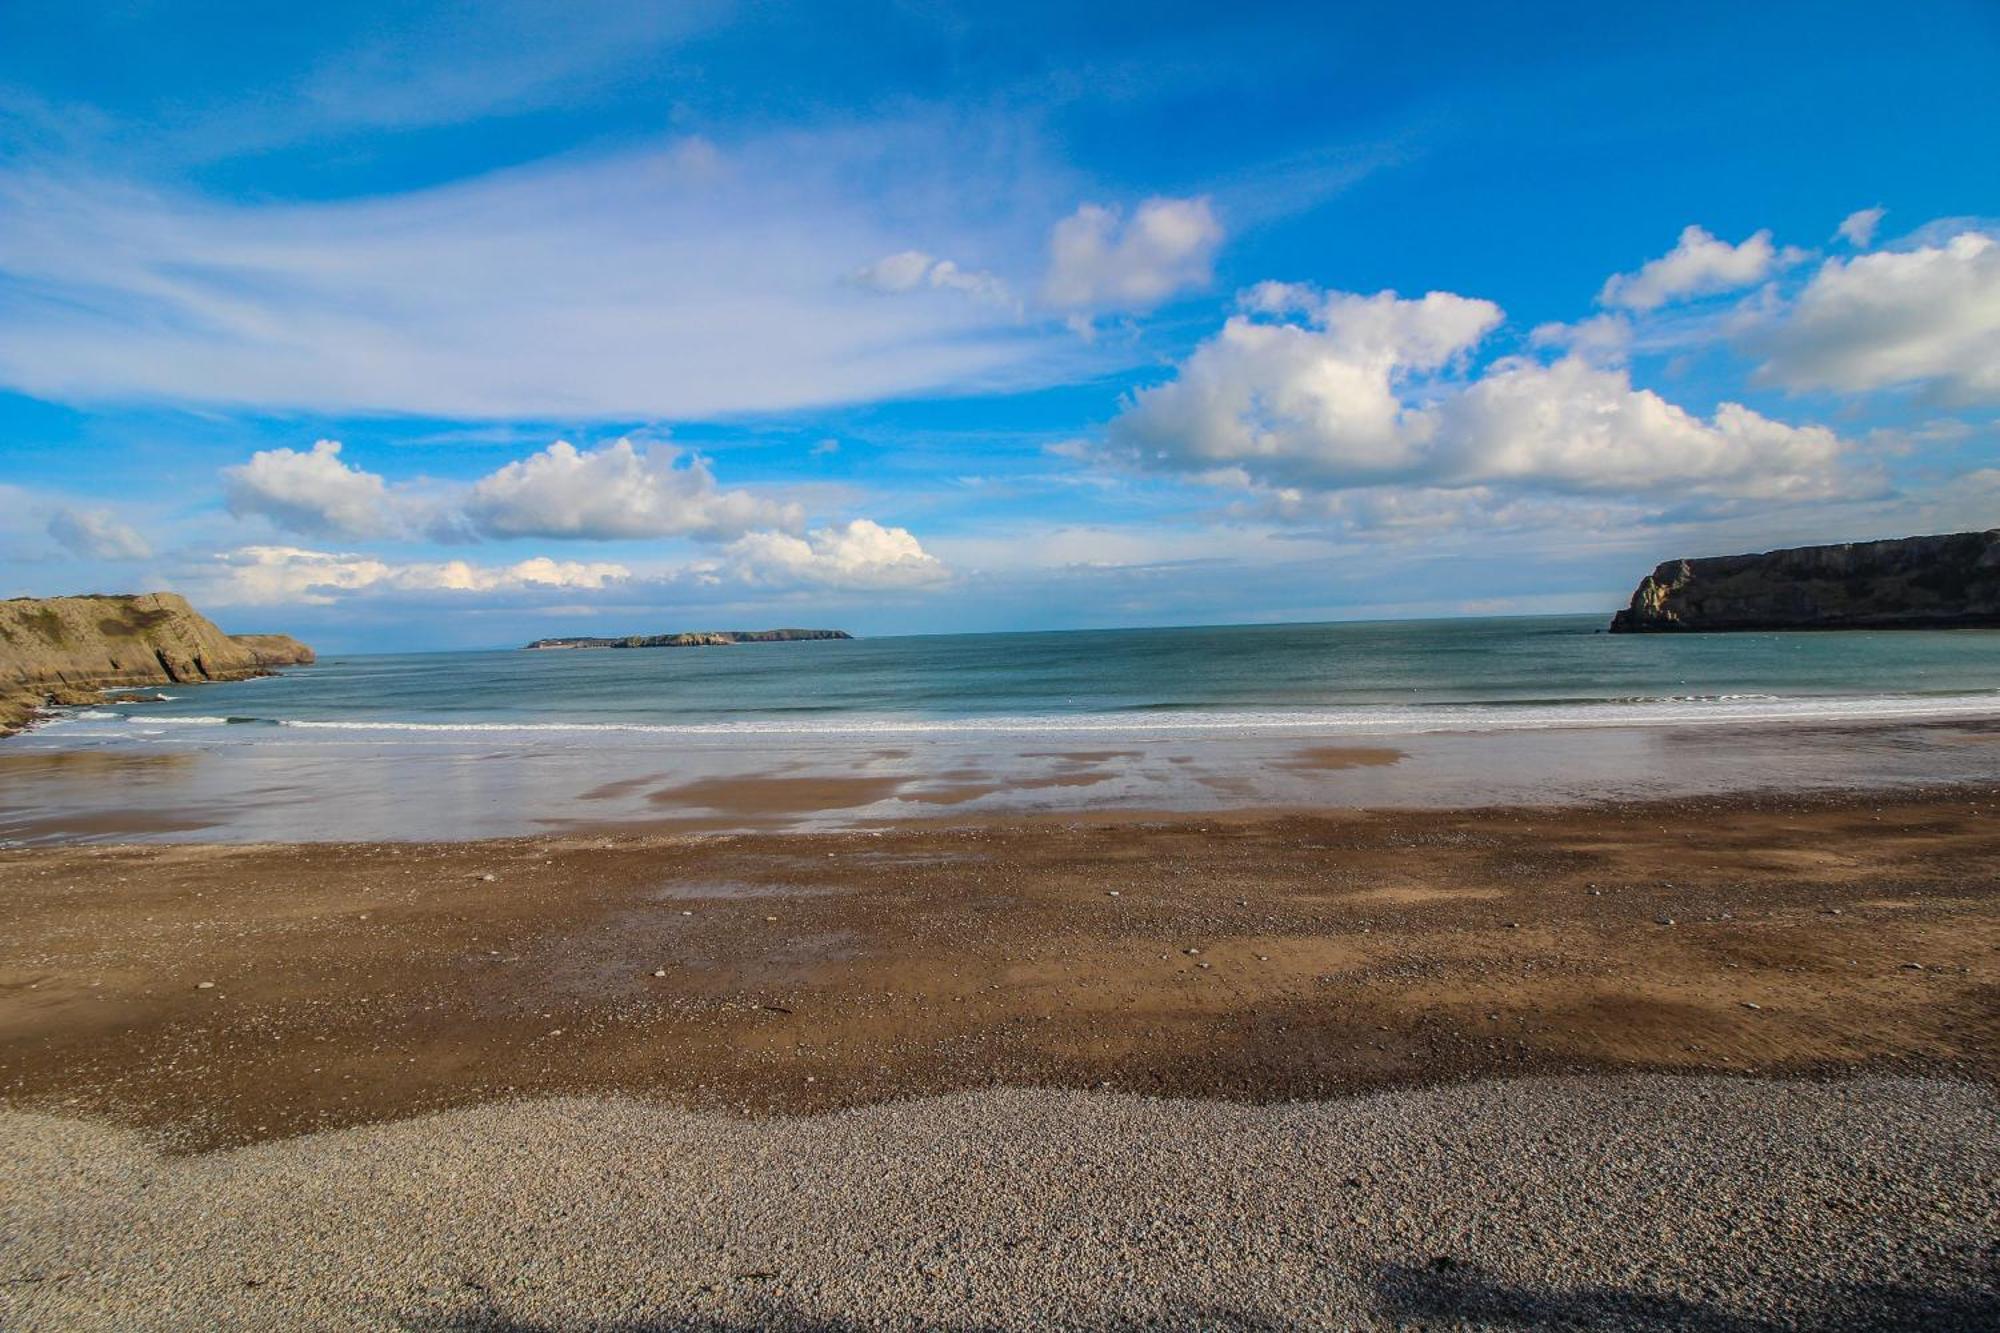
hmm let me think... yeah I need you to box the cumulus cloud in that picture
[46,506,151,560]
[1112,287,1503,487]
[711,519,949,589]
[1598,225,1805,311]
[1750,229,2000,404]
[1433,358,1847,500]
[224,440,400,538]
[1836,207,1885,247]
[1042,197,1223,310]
[221,437,800,544]
[1110,283,1858,504]
[196,546,630,606]
[463,439,801,541]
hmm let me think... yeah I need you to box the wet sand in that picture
[2,785,1995,1149]
[8,717,2000,843]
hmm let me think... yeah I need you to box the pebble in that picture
[195,981,216,990]
[1,1075,1988,1330]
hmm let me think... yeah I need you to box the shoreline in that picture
[10,712,2000,845]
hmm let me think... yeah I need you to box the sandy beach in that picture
[3,783,1997,1328]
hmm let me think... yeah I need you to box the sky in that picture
[1,1,1995,651]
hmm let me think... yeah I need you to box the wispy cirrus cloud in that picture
[0,122,1087,419]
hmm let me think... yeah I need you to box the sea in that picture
[6,614,1999,843]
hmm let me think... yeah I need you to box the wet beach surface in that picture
[6,716,2000,843]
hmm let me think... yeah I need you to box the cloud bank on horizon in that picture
[0,1,1994,648]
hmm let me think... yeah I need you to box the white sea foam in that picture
[59,690,2000,741]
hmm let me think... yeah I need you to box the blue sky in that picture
[1,1,1995,650]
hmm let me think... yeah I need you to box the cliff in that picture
[1609,530,2000,633]
[0,592,314,733]
[524,628,853,650]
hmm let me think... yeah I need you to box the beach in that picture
[4,622,1999,1329]
[3,782,1997,1328]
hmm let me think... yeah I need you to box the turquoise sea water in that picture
[8,615,2000,843]
[47,614,2000,737]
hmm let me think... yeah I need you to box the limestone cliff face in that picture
[0,592,313,732]
[1610,530,2000,632]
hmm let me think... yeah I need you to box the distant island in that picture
[524,628,853,650]
[1610,529,2000,632]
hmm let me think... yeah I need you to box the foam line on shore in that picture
[59,688,2000,740]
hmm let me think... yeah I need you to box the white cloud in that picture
[46,506,151,560]
[0,122,1072,418]
[851,250,1015,309]
[851,250,938,293]
[1111,287,1502,486]
[1042,197,1223,310]
[1750,230,2000,404]
[195,545,630,606]
[1527,313,1632,364]
[1433,357,1848,500]
[223,440,399,538]
[1836,207,1885,247]
[220,437,799,544]
[1598,225,1805,311]
[1110,283,1859,504]
[463,439,801,541]
[712,519,949,589]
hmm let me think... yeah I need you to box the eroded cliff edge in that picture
[0,592,313,733]
[1610,530,2000,632]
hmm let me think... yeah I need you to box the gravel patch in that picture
[3,1073,1995,1330]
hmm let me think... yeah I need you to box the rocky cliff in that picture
[1609,530,2000,632]
[0,592,314,733]
[524,628,853,649]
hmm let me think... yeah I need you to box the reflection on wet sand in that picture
[646,774,908,814]
[0,749,196,780]
[5,719,2000,844]
[1275,745,1406,772]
